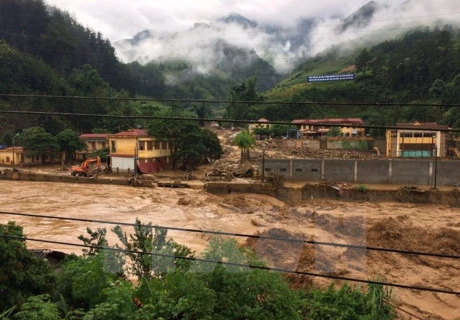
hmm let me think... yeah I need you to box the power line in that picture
[1,93,459,107]
[1,211,458,260]
[383,299,425,320]
[0,233,458,295]
[1,109,459,132]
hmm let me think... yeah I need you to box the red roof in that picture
[112,129,148,137]
[292,118,364,125]
[0,146,24,151]
[79,133,109,139]
[396,122,449,130]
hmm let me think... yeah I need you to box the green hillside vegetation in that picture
[1,0,459,140]
[259,27,460,133]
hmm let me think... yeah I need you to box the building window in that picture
[295,168,302,172]
[139,141,145,151]
[91,142,96,150]
[154,141,160,150]
[147,141,153,150]
[102,142,106,148]
[6,156,10,162]
[280,168,287,172]
[162,141,168,150]
[111,140,116,153]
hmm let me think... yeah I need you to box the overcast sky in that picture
[45,0,382,41]
[44,0,459,73]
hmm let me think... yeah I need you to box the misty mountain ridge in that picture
[337,1,384,33]
[112,0,460,96]
[114,11,317,75]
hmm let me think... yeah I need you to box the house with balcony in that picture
[291,118,365,138]
[108,129,171,174]
[76,133,109,161]
[385,121,450,158]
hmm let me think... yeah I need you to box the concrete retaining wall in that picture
[357,160,389,184]
[323,160,355,182]
[262,159,460,186]
[205,182,275,196]
[390,160,430,185]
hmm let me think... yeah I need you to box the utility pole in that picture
[12,133,20,170]
[432,135,437,190]
[261,143,266,182]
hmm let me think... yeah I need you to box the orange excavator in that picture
[70,157,101,177]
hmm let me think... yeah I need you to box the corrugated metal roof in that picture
[292,118,364,125]
[0,146,24,151]
[112,129,148,137]
[79,133,109,139]
[396,121,449,129]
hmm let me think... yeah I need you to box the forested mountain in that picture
[0,0,459,143]
[258,27,460,133]
[0,0,131,92]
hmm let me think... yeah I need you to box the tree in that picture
[147,110,222,169]
[56,129,86,163]
[356,48,372,74]
[270,124,290,138]
[202,129,223,162]
[12,295,60,320]
[0,222,55,312]
[302,283,394,320]
[17,127,59,165]
[252,126,271,138]
[112,219,194,281]
[193,238,303,320]
[57,254,116,311]
[67,65,116,132]
[234,129,256,162]
[327,127,342,137]
[225,77,263,123]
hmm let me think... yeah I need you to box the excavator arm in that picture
[71,157,101,176]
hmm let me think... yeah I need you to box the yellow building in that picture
[0,146,56,166]
[292,118,365,138]
[386,121,449,157]
[248,118,270,133]
[76,133,109,160]
[108,129,172,174]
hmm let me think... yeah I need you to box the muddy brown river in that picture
[0,181,459,320]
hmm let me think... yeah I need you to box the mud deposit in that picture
[0,181,459,320]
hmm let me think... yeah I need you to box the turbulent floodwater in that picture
[0,181,459,320]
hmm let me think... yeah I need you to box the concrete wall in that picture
[323,160,355,182]
[263,159,290,180]
[262,158,460,186]
[390,160,431,185]
[435,161,460,186]
[326,140,368,150]
[357,160,389,184]
[292,160,322,180]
